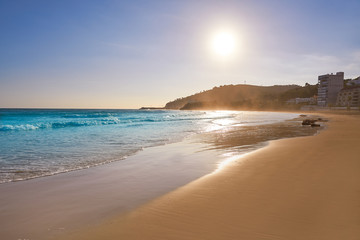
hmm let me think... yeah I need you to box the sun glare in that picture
[210,31,237,57]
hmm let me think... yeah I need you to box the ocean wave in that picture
[62,113,114,118]
[0,118,123,131]
[0,124,40,131]
[0,112,229,132]
[0,117,185,131]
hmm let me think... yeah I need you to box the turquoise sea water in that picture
[0,109,307,183]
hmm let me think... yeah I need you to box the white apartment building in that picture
[317,72,344,106]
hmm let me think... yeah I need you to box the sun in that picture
[210,31,237,57]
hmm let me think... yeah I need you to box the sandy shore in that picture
[65,113,360,240]
[0,136,227,240]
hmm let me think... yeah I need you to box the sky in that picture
[0,0,359,108]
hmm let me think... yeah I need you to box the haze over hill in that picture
[164,84,318,110]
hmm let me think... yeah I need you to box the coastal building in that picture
[317,72,344,106]
[286,97,316,105]
[345,76,360,87]
[336,86,360,107]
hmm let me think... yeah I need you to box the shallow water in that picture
[0,109,312,183]
[0,110,323,240]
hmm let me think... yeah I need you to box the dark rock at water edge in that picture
[302,119,317,125]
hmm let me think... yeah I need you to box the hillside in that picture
[164,84,317,110]
[278,84,318,101]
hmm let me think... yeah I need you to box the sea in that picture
[0,109,320,183]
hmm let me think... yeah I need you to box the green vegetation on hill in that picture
[278,83,318,102]
[164,84,318,110]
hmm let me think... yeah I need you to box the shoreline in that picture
[0,111,314,185]
[64,113,360,240]
[0,111,319,240]
[0,110,301,184]
[0,139,226,240]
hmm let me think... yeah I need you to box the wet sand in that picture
[66,113,360,240]
[0,140,225,240]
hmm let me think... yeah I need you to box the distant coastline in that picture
[139,107,165,110]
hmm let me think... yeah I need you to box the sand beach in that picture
[65,113,360,240]
[2,1,360,239]
[0,112,359,240]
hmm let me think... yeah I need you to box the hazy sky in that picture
[1,0,359,108]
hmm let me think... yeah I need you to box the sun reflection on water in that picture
[203,111,240,132]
